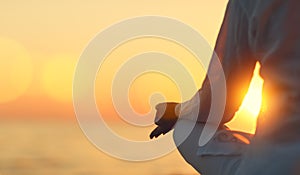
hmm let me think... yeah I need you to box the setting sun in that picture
[240,63,264,117]
[41,55,76,103]
[226,63,264,133]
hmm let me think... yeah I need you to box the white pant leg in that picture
[173,120,251,175]
[235,138,300,175]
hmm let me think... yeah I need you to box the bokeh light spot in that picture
[41,54,76,102]
[0,37,33,104]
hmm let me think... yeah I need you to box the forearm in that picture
[175,92,201,121]
[177,0,257,124]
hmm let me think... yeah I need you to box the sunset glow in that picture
[0,37,33,104]
[240,63,264,117]
[227,63,264,133]
[0,1,276,174]
[0,0,263,134]
[41,55,76,102]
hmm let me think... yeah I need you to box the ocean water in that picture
[0,120,198,175]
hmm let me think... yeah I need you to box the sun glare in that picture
[240,63,264,117]
[41,55,76,103]
[0,37,33,104]
[226,63,264,133]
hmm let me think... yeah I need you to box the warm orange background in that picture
[0,0,263,133]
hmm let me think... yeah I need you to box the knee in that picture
[173,121,245,175]
[173,120,203,165]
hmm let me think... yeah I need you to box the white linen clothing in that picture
[174,0,300,174]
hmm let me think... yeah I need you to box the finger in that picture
[149,127,163,139]
[150,127,160,139]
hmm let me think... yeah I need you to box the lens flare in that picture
[41,54,76,102]
[0,37,33,104]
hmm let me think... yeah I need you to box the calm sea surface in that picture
[0,120,198,175]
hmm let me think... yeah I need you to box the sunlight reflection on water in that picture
[0,120,198,175]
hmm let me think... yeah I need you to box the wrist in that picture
[175,103,181,116]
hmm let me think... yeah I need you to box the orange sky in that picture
[0,0,263,133]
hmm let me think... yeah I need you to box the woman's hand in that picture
[149,102,179,139]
